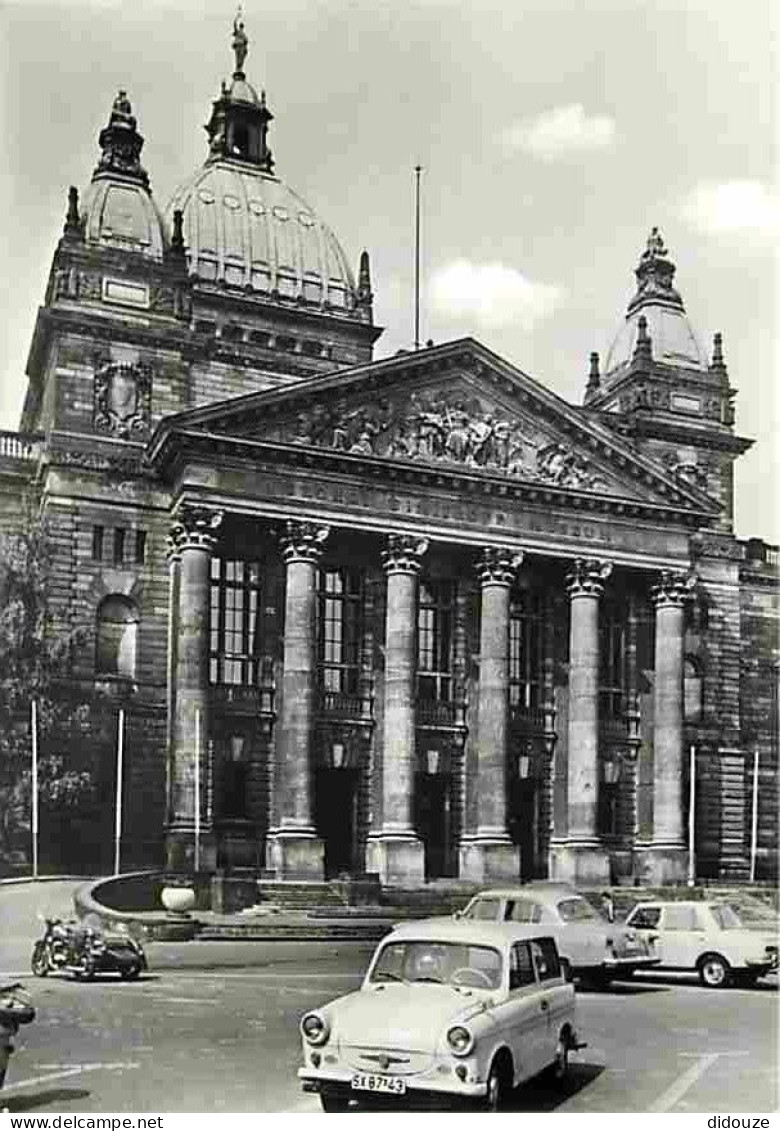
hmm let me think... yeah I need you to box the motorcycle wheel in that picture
[120,963,142,981]
[31,943,49,977]
[75,955,96,981]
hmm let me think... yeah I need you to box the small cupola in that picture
[204,13,274,171]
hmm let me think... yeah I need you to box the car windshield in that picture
[709,904,745,930]
[370,940,504,989]
[556,897,600,923]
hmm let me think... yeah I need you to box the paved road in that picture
[2,882,777,1113]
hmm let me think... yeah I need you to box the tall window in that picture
[599,605,625,719]
[209,558,262,685]
[509,591,545,711]
[96,595,138,678]
[417,580,454,702]
[318,568,362,695]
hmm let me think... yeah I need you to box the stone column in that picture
[266,522,329,879]
[366,534,428,884]
[165,505,222,873]
[550,558,612,885]
[165,530,182,827]
[636,570,692,883]
[460,548,521,882]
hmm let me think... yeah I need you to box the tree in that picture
[0,523,96,873]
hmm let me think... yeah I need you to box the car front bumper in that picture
[298,1066,487,1101]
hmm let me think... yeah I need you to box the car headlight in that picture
[300,1012,330,1046]
[446,1025,475,1057]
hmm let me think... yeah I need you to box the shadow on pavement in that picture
[510,1061,605,1111]
[3,1088,91,1112]
[577,981,668,996]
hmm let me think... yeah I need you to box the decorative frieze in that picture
[281,520,330,563]
[276,387,605,490]
[566,558,612,599]
[381,533,429,575]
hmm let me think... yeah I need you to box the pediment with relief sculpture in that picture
[154,337,719,514]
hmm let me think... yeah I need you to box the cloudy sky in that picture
[0,0,777,540]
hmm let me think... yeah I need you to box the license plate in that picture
[351,1073,406,1095]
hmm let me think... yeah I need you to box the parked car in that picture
[454,883,659,987]
[624,900,778,987]
[298,919,585,1111]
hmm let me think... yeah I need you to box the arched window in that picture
[684,655,703,722]
[96,595,138,678]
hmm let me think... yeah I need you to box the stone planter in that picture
[160,886,196,915]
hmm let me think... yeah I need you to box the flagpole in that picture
[414,164,422,350]
[194,707,201,875]
[114,707,125,875]
[749,747,760,883]
[687,744,696,888]
[31,699,39,879]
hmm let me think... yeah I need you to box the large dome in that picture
[165,161,357,310]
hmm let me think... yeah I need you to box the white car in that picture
[624,900,778,988]
[456,883,660,987]
[298,919,584,1111]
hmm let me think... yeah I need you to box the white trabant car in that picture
[624,900,778,988]
[298,919,584,1111]
[457,883,659,987]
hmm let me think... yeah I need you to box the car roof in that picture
[384,919,558,947]
[468,884,582,901]
[630,900,713,910]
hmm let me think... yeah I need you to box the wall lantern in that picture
[602,754,621,785]
[517,750,532,780]
[332,742,345,769]
[426,749,440,775]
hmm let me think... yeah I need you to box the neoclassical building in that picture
[1,20,777,886]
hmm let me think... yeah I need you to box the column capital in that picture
[477,547,523,587]
[566,557,612,599]
[281,520,330,564]
[382,533,429,575]
[651,569,696,609]
[171,505,223,554]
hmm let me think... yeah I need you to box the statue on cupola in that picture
[205,11,275,171]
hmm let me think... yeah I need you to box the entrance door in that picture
[509,778,539,881]
[415,773,450,879]
[315,768,358,877]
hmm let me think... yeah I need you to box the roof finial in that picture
[232,8,248,77]
[632,314,653,364]
[711,331,725,369]
[63,185,81,239]
[357,250,373,307]
[585,351,601,401]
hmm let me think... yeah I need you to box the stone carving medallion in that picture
[94,362,152,439]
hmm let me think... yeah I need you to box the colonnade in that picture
[165,507,692,884]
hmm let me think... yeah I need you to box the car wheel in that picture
[698,953,730,988]
[31,944,49,977]
[482,1056,510,1112]
[319,1091,351,1112]
[75,956,95,981]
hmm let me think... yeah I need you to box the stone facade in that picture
[0,30,777,886]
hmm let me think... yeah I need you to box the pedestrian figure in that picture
[600,891,615,923]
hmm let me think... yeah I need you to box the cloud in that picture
[500,104,616,161]
[678,181,780,236]
[430,260,564,331]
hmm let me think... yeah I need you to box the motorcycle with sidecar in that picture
[31,917,146,981]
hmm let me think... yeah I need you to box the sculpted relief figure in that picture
[277,386,604,491]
